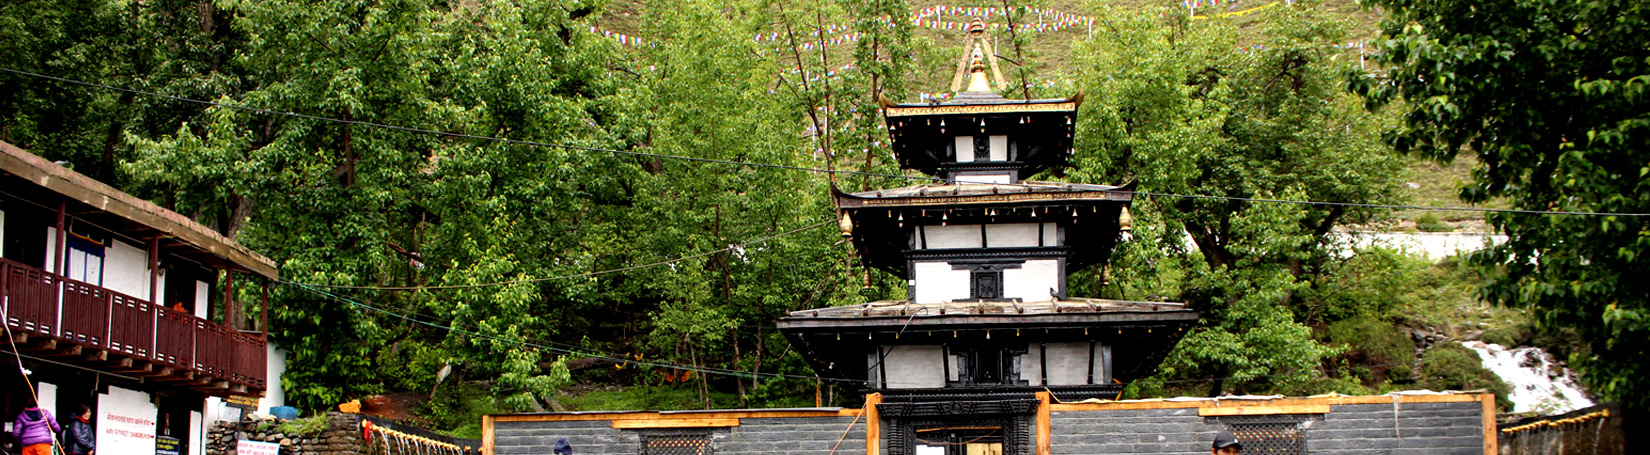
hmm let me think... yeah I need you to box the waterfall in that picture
[1460,341,1593,414]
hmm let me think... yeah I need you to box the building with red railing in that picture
[0,140,278,455]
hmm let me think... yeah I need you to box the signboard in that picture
[97,387,158,455]
[155,436,181,455]
[237,440,280,455]
[224,395,260,410]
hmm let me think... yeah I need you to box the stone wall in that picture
[491,414,867,455]
[488,393,1494,455]
[207,413,366,455]
[1050,401,1486,455]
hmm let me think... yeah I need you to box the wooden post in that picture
[1481,392,1498,455]
[865,393,882,455]
[148,236,160,304]
[259,281,270,333]
[53,201,67,275]
[1036,391,1052,455]
[224,270,237,330]
[480,415,495,455]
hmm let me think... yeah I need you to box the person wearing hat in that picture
[1212,431,1242,455]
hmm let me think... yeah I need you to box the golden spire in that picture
[964,45,991,92]
[948,18,1009,93]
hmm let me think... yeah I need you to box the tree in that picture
[1070,4,1403,394]
[1355,0,1650,416]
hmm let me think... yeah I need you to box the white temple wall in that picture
[1001,259,1060,301]
[876,345,947,388]
[911,262,971,303]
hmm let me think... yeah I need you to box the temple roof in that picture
[777,297,1196,385]
[835,180,1131,207]
[783,297,1190,321]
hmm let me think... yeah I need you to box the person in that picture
[11,405,59,455]
[1212,430,1242,455]
[64,405,94,455]
[552,438,572,455]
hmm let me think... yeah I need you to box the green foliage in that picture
[558,384,741,411]
[421,382,504,439]
[1300,248,1427,323]
[1418,342,1512,410]
[1414,213,1452,232]
[276,415,330,437]
[1323,316,1416,382]
[1274,375,1374,397]
[1357,0,1650,410]
[1478,324,1527,348]
[1071,2,1398,395]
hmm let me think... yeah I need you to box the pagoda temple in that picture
[776,21,1198,455]
[482,21,1502,455]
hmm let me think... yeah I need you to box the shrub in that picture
[276,415,329,437]
[1323,316,1417,383]
[1419,342,1512,410]
[1479,324,1528,347]
[1276,375,1374,396]
[1416,213,1453,232]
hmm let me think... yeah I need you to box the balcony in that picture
[1,258,265,397]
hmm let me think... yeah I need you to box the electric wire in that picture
[281,218,835,290]
[0,66,929,183]
[285,281,863,384]
[6,66,1649,218]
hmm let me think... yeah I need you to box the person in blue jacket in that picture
[63,405,94,455]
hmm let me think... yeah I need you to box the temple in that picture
[775,20,1195,455]
[482,21,1499,455]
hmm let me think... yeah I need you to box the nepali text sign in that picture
[155,436,180,455]
[97,387,158,455]
[237,440,280,455]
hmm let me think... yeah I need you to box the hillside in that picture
[0,0,1569,439]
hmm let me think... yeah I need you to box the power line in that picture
[0,66,929,183]
[1132,190,1650,217]
[285,281,861,384]
[8,66,1649,218]
[282,218,835,290]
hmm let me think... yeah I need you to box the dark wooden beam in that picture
[40,344,81,357]
[25,338,56,352]
[149,370,196,383]
[111,361,154,375]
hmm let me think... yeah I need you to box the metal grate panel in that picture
[640,430,711,455]
[1216,415,1315,455]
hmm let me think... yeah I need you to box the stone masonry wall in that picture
[491,397,1488,455]
[206,413,367,455]
[1050,401,1485,455]
[491,415,868,455]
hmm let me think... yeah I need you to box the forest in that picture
[2,0,1644,437]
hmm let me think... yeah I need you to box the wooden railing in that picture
[0,258,265,395]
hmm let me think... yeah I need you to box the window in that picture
[948,346,1026,386]
[639,430,711,455]
[970,271,1002,299]
[1212,415,1317,455]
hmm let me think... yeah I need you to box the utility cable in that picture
[281,218,835,290]
[0,66,930,183]
[2,319,69,455]
[285,281,865,384]
[7,66,1649,218]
